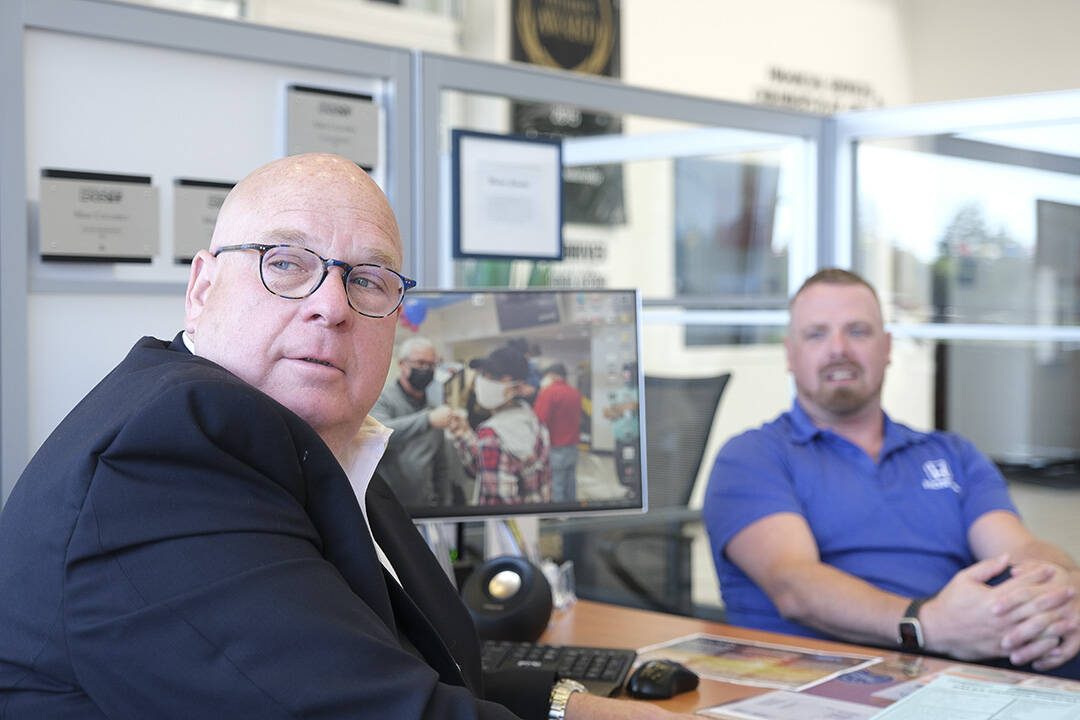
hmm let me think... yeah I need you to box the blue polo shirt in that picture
[703,401,1018,640]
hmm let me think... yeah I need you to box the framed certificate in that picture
[452,129,563,261]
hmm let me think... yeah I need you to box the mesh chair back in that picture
[643,374,731,508]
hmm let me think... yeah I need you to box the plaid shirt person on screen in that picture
[455,399,552,505]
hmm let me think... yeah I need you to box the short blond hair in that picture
[790,268,880,309]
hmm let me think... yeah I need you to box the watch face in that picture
[899,619,923,651]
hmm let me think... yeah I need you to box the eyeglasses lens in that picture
[260,246,403,317]
[261,246,320,297]
[344,266,404,317]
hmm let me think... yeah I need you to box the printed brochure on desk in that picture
[635,633,881,692]
[869,674,1080,719]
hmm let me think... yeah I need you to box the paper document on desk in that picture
[868,674,1080,719]
[636,633,880,691]
[869,661,1080,703]
[697,690,879,719]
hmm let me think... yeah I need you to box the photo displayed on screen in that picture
[371,289,646,520]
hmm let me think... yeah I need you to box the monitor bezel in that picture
[387,287,649,524]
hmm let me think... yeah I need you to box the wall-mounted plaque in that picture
[39,169,159,263]
[286,85,379,171]
[173,178,235,262]
[452,129,563,261]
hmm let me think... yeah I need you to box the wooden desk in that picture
[539,600,1025,714]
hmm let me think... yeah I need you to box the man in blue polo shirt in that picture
[704,268,1080,675]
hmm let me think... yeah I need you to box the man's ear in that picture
[184,249,216,335]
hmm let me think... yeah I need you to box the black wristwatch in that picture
[898,596,933,651]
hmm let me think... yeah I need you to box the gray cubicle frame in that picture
[0,0,414,502]
[829,89,1080,275]
[411,52,834,289]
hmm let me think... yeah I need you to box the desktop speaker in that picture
[461,555,553,642]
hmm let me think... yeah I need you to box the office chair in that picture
[566,373,731,616]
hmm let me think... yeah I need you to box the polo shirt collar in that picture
[789,399,920,457]
[879,411,923,459]
[788,399,823,444]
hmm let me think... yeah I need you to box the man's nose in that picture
[826,330,848,357]
[305,267,353,325]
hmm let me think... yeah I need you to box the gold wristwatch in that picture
[548,678,587,720]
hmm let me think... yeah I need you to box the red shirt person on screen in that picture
[534,363,582,503]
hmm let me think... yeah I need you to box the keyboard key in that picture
[480,640,637,697]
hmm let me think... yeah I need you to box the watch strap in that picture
[548,678,587,720]
[898,595,933,651]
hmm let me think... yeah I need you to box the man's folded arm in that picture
[725,512,911,646]
[726,512,1050,662]
[966,510,1080,669]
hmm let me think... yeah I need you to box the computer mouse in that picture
[625,659,699,700]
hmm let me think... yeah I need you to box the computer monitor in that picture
[376,288,647,521]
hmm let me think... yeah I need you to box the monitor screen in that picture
[373,289,647,521]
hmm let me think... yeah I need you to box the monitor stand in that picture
[417,517,540,589]
[483,516,540,564]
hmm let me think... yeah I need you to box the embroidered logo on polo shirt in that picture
[921,459,960,493]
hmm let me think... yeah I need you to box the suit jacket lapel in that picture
[366,475,482,692]
[299,435,401,632]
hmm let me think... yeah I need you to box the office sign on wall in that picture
[173,179,235,263]
[286,85,380,171]
[39,169,159,262]
[511,0,625,226]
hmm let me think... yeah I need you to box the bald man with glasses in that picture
[0,154,695,720]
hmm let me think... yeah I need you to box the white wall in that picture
[622,0,912,108]
[134,0,1080,107]
[906,0,1080,104]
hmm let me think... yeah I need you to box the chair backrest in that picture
[643,373,731,508]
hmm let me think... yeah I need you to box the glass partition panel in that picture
[855,126,1080,326]
[439,89,814,309]
[853,113,1080,470]
[938,337,1080,466]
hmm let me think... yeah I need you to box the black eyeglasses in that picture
[213,243,416,318]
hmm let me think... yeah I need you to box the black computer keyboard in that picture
[480,640,637,697]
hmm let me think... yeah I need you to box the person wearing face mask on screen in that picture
[450,345,553,505]
[372,336,466,508]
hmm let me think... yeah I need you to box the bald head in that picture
[185,153,405,456]
[211,153,401,267]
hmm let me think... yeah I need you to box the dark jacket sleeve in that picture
[483,670,557,720]
[62,377,522,720]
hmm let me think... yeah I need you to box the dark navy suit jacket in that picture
[0,335,551,719]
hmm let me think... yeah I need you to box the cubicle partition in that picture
[2,4,830,511]
[0,0,414,503]
[413,50,828,474]
[413,53,828,614]
[832,92,1080,466]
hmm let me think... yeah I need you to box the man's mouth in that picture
[824,367,857,381]
[301,357,336,369]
